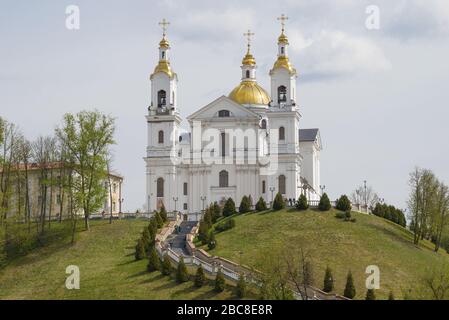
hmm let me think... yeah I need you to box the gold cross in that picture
[243,30,255,49]
[277,14,289,31]
[159,18,170,37]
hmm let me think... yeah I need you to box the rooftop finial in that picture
[277,14,289,33]
[243,29,255,53]
[159,18,170,38]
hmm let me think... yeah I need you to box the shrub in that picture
[323,266,334,293]
[135,238,146,260]
[365,289,376,300]
[161,255,172,276]
[212,202,221,223]
[198,220,211,245]
[208,231,217,250]
[239,196,251,214]
[154,211,164,228]
[148,218,158,235]
[272,193,285,211]
[214,270,226,292]
[160,204,168,222]
[344,271,356,299]
[336,195,351,212]
[296,194,309,211]
[194,265,206,287]
[335,212,345,219]
[388,291,395,300]
[255,197,267,212]
[223,198,236,217]
[176,257,189,283]
[215,219,236,233]
[147,246,160,272]
[204,207,213,228]
[236,274,247,298]
[318,193,331,211]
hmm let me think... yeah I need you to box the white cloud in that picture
[289,29,391,80]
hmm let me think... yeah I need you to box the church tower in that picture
[269,14,298,108]
[145,19,182,213]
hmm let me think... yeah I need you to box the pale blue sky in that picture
[1,0,449,211]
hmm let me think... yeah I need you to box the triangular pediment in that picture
[187,96,261,121]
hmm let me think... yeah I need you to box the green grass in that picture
[0,220,236,300]
[200,209,449,300]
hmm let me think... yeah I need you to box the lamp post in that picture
[173,197,178,213]
[319,185,326,195]
[364,180,367,209]
[119,198,124,214]
[269,187,275,206]
[200,196,207,214]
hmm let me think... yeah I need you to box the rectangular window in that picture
[183,183,188,196]
[262,180,266,194]
[183,203,188,210]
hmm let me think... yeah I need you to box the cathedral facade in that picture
[145,18,322,219]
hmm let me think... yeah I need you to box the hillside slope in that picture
[0,220,235,300]
[202,209,449,299]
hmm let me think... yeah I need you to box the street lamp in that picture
[319,185,326,195]
[173,197,178,213]
[119,198,124,213]
[200,196,207,214]
[269,187,275,205]
[364,180,367,208]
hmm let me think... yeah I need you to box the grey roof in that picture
[299,128,319,142]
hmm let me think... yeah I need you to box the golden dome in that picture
[278,32,289,45]
[271,56,297,76]
[151,60,175,79]
[242,51,256,66]
[159,37,170,48]
[229,80,271,105]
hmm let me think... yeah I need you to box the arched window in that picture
[279,175,286,195]
[262,180,266,194]
[218,110,230,118]
[279,127,285,141]
[281,47,285,55]
[157,178,164,197]
[278,86,287,103]
[219,170,229,188]
[221,132,226,157]
[261,119,267,129]
[161,51,165,59]
[246,70,250,78]
[158,130,164,144]
[157,90,166,108]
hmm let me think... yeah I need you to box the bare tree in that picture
[423,265,449,300]
[284,245,314,300]
[351,184,379,211]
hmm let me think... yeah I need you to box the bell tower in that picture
[145,19,182,213]
[269,14,298,108]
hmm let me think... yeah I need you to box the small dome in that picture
[278,32,289,45]
[151,60,175,79]
[229,81,271,105]
[159,37,170,48]
[271,56,297,76]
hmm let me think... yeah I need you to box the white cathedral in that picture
[145,17,322,220]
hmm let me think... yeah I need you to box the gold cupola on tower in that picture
[229,30,271,106]
[151,18,176,80]
[270,14,297,76]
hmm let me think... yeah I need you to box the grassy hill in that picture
[0,220,236,300]
[200,209,449,300]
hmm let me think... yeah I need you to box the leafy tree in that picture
[272,193,285,211]
[223,198,236,217]
[208,231,217,250]
[154,211,164,228]
[204,207,213,227]
[255,197,267,212]
[148,217,158,235]
[214,269,226,292]
[142,228,153,251]
[159,204,168,222]
[239,196,251,214]
[336,195,352,212]
[176,257,189,283]
[194,265,206,288]
[161,254,172,276]
[55,110,115,230]
[318,193,331,211]
[147,246,160,272]
[296,194,309,211]
[344,271,356,299]
[198,219,210,245]
[365,289,376,300]
[323,266,334,293]
[134,238,146,260]
[236,273,247,298]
